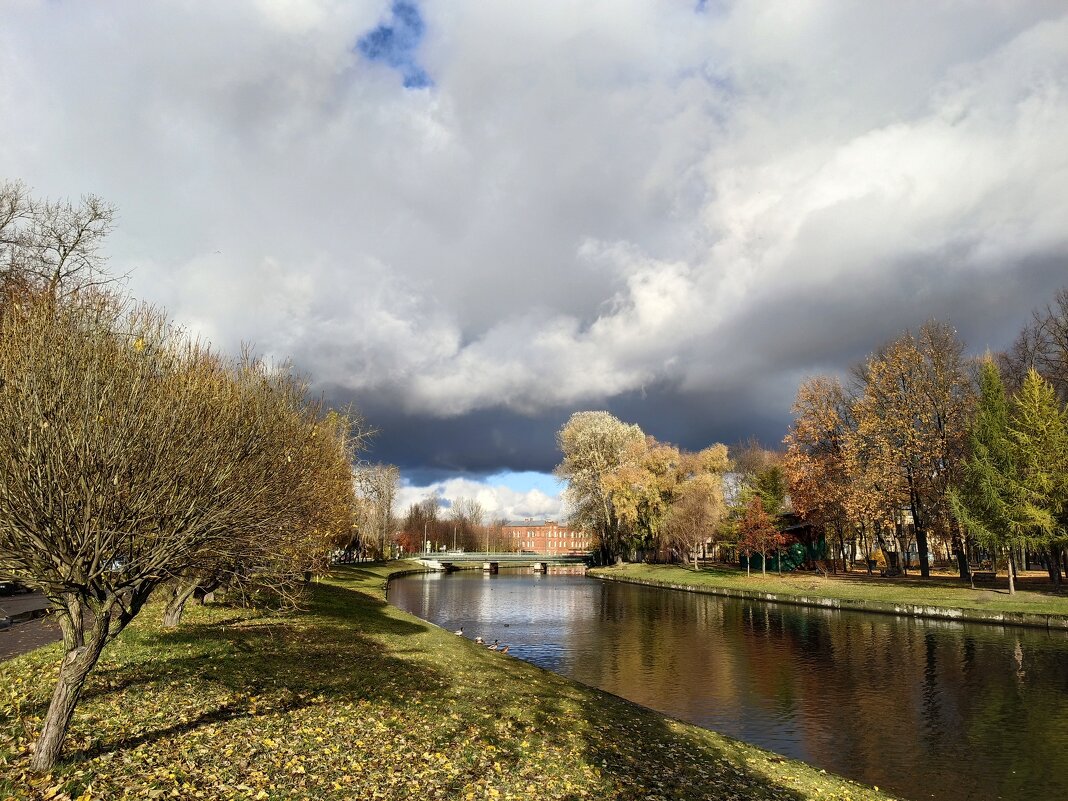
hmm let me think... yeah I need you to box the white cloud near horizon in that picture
[2,0,1067,435]
[395,475,566,523]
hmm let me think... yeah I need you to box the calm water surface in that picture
[389,570,1068,801]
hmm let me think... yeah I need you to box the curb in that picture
[589,571,1068,632]
[0,607,51,630]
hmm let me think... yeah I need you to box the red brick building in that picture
[503,519,593,555]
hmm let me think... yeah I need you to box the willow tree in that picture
[663,466,728,570]
[554,411,644,562]
[603,440,729,561]
[0,289,359,770]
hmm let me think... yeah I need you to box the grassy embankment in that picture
[590,562,1068,626]
[1,562,896,801]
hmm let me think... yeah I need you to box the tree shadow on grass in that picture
[45,583,444,765]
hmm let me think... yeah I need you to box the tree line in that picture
[555,289,1068,588]
[0,182,365,771]
[396,494,512,554]
[784,295,1068,587]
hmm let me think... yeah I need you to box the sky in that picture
[2,1,1067,521]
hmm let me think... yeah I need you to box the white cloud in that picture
[395,476,566,523]
[1,0,1066,436]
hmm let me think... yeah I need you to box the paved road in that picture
[0,590,50,620]
[0,592,61,662]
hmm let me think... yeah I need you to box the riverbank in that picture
[589,563,1068,629]
[1,562,895,800]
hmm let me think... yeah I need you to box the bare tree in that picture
[0,180,117,299]
[354,463,400,559]
[448,496,486,551]
[1000,288,1068,402]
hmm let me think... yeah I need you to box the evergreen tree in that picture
[949,361,1023,592]
[1008,369,1068,569]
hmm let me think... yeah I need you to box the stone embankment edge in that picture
[588,570,1068,632]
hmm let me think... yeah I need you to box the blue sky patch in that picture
[357,1,432,89]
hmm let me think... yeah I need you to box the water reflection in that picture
[389,571,1068,801]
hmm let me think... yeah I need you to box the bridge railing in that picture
[414,551,592,563]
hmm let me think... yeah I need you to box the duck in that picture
[454,627,464,636]
[488,640,500,650]
[500,645,510,654]
[474,636,484,645]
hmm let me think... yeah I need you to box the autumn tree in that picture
[555,411,645,562]
[737,496,779,576]
[784,376,859,570]
[851,321,975,578]
[663,471,727,569]
[0,288,362,770]
[161,370,363,626]
[403,493,444,553]
[602,438,730,562]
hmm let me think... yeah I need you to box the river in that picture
[388,569,1068,801]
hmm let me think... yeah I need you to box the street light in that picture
[423,520,428,554]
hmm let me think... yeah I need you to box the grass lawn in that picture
[590,562,1068,619]
[0,562,896,801]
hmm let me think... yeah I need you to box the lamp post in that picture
[423,520,428,554]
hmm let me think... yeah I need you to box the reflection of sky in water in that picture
[389,570,1068,801]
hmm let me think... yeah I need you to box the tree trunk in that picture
[1007,550,1017,596]
[162,583,198,628]
[31,613,110,772]
[915,526,931,578]
[952,523,971,581]
[59,594,85,650]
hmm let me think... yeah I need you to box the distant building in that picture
[502,518,593,555]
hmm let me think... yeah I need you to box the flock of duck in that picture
[453,628,510,654]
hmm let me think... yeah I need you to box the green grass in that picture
[1,562,897,800]
[590,562,1068,619]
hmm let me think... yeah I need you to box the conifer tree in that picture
[949,360,1022,592]
[1008,369,1068,577]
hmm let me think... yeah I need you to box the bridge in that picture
[414,551,593,572]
